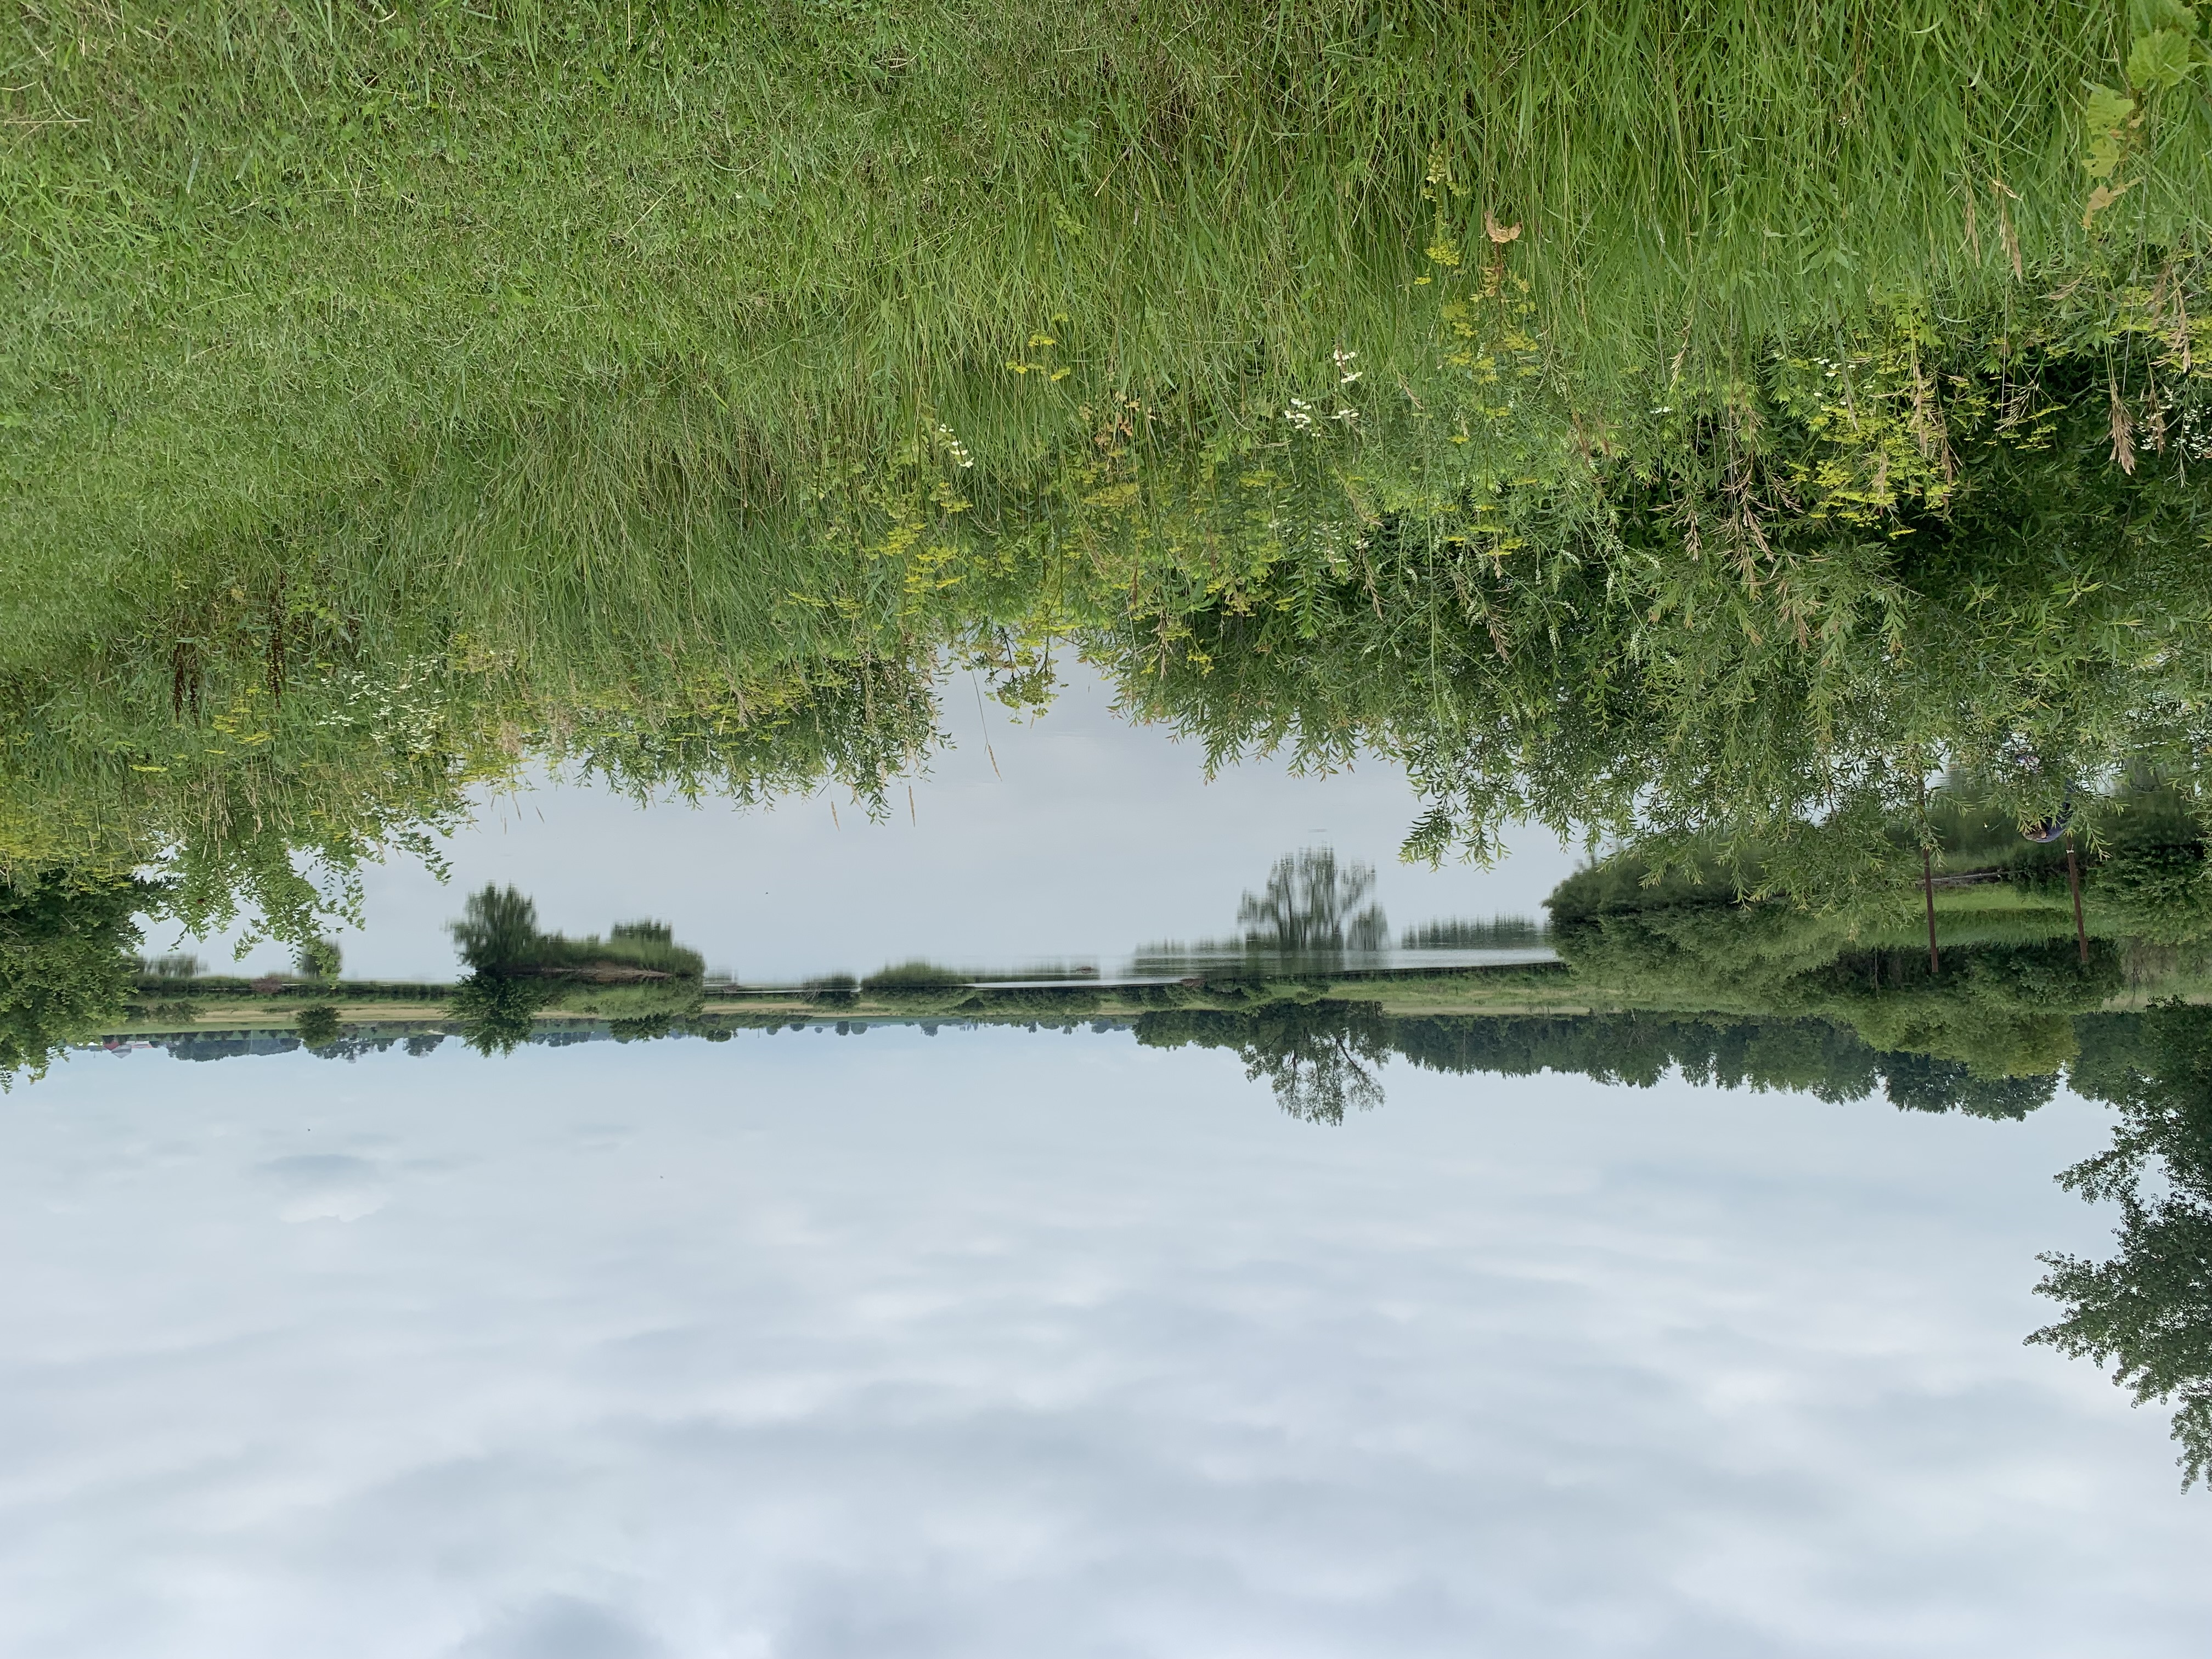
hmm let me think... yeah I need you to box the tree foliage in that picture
[0,874,151,1087]
[1138,1002,1391,1124]
[2031,1000,2212,1489]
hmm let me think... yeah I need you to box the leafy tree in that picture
[1547,884,2113,1081]
[1878,1053,2056,1120]
[1139,1002,1391,1124]
[449,885,542,975]
[2030,1000,2212,1488]
[2096,842,2212,944]
[1390,1010,2054,1115]
[294,1004,343,1049]
[0,874,153,1088]
[1099,332,2212,886]
[1237,850,1390,956]
[296,936,343,980]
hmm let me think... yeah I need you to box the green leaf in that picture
[2129,27,2198,91]
[2083,82,2138,177]
[2130,0,2199,38]
[2085,81,2139,132]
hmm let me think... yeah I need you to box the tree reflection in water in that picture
[1144,992,2212,1488]
[1237,850,1390,957]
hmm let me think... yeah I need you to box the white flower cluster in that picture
[2165,392,2212,462]
[318,657,449,754]
[1331,346,1361,421]
[935,422,976,468]
[1282,348,1363,433]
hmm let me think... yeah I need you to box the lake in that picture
[6,5,2212,1651]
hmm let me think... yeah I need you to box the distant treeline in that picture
[1135,1004,2066,1125]
[1398,917,1548,950]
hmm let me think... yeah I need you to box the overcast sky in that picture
[3,1029,2204,1658]
[153,661,1582,982]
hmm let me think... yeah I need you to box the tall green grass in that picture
[5,1,2204,663]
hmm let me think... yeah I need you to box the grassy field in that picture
[8,2,2208,663]
[2,5,2177,549]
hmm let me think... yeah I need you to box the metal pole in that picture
[2067,833,2087,965]
[1924,848,1940,974]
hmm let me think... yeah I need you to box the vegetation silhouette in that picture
[1400,917,1548,950]
[295,937,343,982]
[1386,1012,2065,1119]
[1237,850,1390,957]
[1533,780,2212,1077]
[803,974,860,1009]
[1140,1001,1391,1125]
[448,974,558,1058]
[444,885,705,1049]
[1143,1002,2073,1128]
[1141,849,1391,969]
[450,887,543,976]
[449,885,703,981]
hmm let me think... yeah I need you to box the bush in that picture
[805,974,859,1007]
[544,980,701,1021]
[2096,843,2212,944]
[295,937,343,980]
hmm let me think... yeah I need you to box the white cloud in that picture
[0,1031,2202,1657]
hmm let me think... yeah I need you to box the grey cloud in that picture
[449,1596,666,1659]
[259,1152,388,1222]
[0,1032,2203,1659]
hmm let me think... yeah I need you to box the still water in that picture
[7,1010,2209,1656]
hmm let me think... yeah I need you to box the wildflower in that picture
[934,423,976,469]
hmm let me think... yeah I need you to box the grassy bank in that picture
[7,2,2209,666]
[10,2,2194,651]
